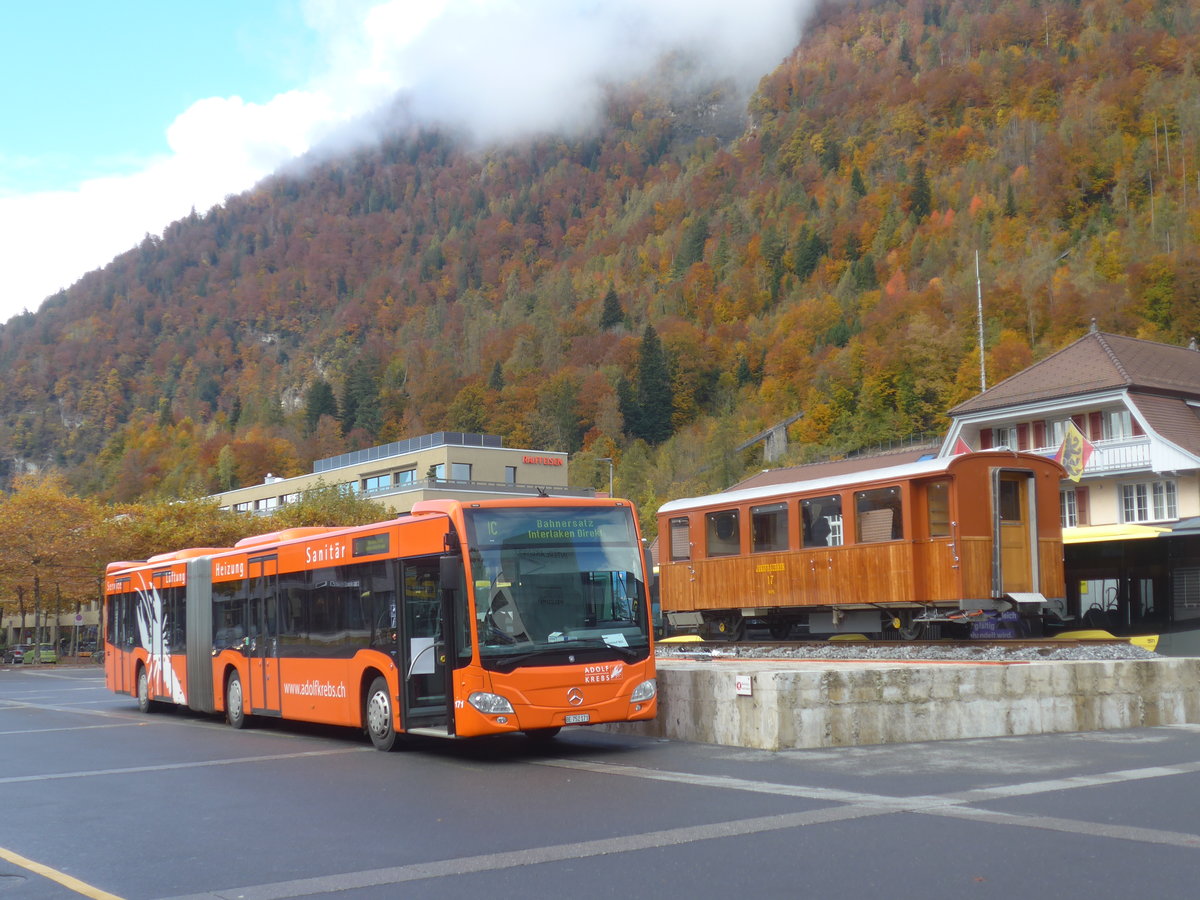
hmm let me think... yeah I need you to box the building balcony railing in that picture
[363,477,595,501]
[1029,436,1152,475]
[244,477,596,514]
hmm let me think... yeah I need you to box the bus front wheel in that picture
[365,676,399,751]
[226,671,247,729]
[136,667,154,714]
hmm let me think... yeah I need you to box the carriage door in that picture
[247,555,282,716]
[399,557,449,730]
[994,471,1036,595]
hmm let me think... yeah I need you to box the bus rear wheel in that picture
[365,676,399,751]
[226,671,247,729]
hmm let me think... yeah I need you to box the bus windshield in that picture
[463,506,650,669]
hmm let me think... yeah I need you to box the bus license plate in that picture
[564,713,590,724]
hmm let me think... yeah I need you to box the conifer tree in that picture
[910,160,932,221]
[303,379,338,434]
[850,167,867,197]
[340,359,382,437]
[632,324,674,445]
[599,285,624,330]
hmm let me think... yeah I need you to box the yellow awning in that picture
[1062,524,1170,544]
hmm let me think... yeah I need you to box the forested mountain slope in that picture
[1,0,1196,525]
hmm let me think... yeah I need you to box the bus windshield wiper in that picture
[551,637,641,660]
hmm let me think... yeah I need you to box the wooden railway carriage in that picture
[657,451,1067,639]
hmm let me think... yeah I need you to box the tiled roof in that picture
[950,331,1200,416]
[1129,392,1200,455]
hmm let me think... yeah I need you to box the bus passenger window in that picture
[669,517,691,562]
[751,503,788,553]
[856,487,903,542]
[801,495,842,547]
[705,510,740,557]
[927,481,951,537]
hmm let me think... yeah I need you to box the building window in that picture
[993,426,1018,449]
[1061,489,1078,528]
[396,469,415,485]
[234,501,252,512]
[430,464,445,481]
[1105,409,1131,440]
[1120,480,1177,523]
[751,503,789,553]
[364,474,392,492]
[505,466,517,484]
[451,462,472,481]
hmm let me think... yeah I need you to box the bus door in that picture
[994,470,1035,595]
[399,557,449,731]
[108,578,131,694]
[149,570,173,697]
[247,555,282,716]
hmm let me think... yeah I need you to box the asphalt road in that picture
[2,664,1200,899]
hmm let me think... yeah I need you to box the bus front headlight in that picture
[630,679,657,702]
[468,692,515,715]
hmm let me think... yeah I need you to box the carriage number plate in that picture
[565,713,591,724]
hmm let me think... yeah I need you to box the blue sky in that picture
[0,1,807,325]
[1,2,315,195]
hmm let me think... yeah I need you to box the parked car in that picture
[25,644,58,664]
[3,644,31,664]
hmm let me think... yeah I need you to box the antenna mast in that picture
[975,249,987,391]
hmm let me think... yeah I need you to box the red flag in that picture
[1054,421,1094,482]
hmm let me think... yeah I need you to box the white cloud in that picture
[0,0,807,325]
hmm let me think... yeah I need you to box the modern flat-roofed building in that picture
[212,431,591,515]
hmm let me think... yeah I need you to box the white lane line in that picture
[929,805,1200,849]
[0,748,371,785]
[155,805,888,900]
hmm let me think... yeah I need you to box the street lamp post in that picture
[597,458,614,497]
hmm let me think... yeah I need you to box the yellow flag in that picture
[1054,420,1094,482]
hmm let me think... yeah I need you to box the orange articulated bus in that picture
[104,498,657,749]
[657,450,1068,640]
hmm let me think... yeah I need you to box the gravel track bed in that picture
[657,642,1162,663]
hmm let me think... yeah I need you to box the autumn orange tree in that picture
[0,475,109,657]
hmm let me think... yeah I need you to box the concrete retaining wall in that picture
[606,657,1200,750]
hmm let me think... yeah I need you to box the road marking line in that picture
[156,806,887,900]
[0,747,370,785]
[929,805,1200,848]
[0,723,139,737]
[0,845,126,900]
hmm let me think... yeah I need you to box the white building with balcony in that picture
[941,328,1200,651]
[941,327,1200,541]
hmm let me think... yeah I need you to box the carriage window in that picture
[669,517,691,561]
[752,503,789,553]
[705,510,741,557]
[927,481,951,537]
[856,487,903,542]
[999,480,1022,521]
[802,495,843,547]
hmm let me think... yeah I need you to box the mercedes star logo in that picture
[567,687,584,706]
